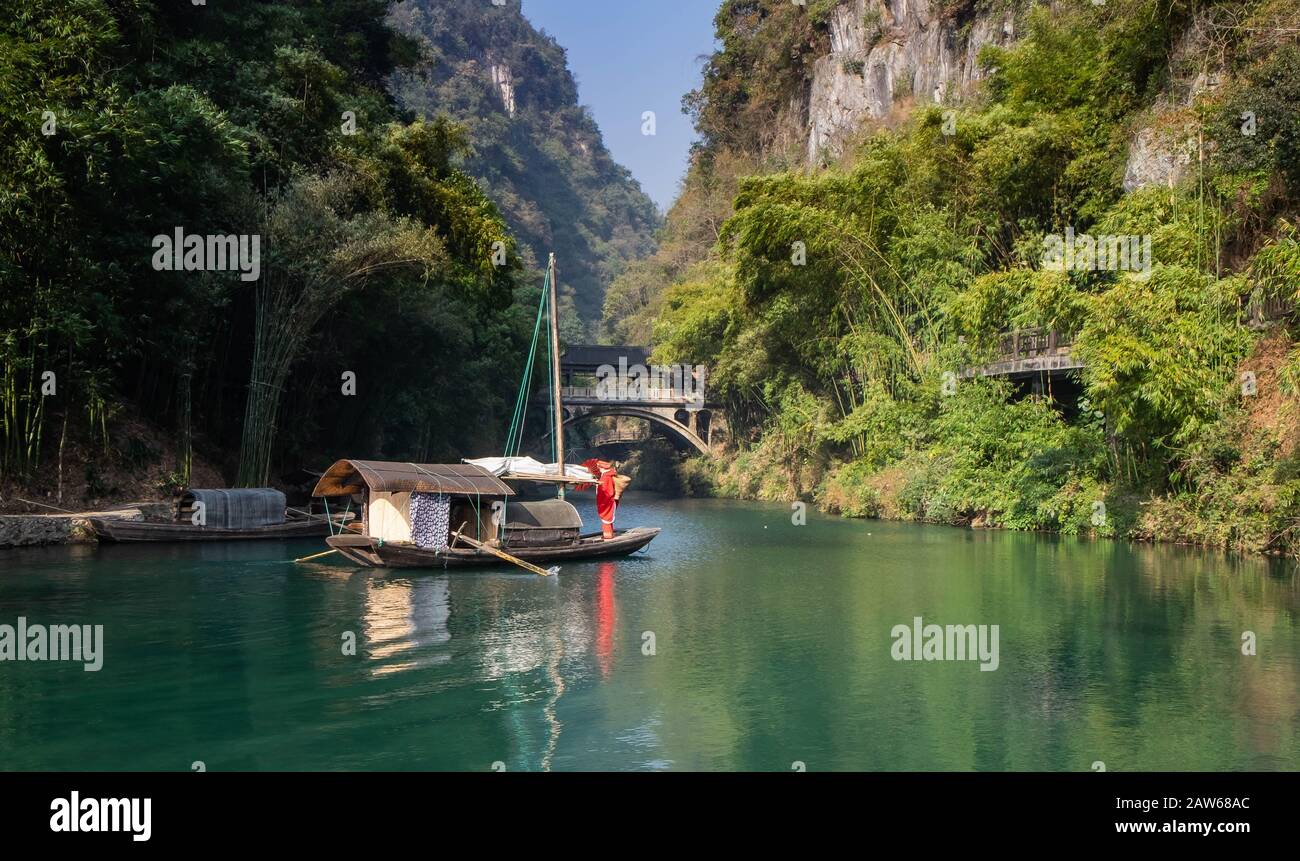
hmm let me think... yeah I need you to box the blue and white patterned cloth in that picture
[409,493,451,551]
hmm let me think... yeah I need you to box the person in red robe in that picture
[582,459,619,539]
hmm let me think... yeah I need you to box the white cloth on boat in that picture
[409,493,451,551]
[465,456,593,481]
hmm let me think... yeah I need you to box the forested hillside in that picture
[388,0,661,333]
[623,0,1300,558]
[0,0,542,506]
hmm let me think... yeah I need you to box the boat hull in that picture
[89,516,340,543]
[325,527,661,570]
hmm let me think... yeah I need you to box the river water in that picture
[1,494,1297,771]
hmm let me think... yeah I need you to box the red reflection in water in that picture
[595,562,617,679]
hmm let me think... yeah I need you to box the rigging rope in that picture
[501,265,562,531]
[505,267,552,459]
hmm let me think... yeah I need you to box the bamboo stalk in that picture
[15,497,75,514]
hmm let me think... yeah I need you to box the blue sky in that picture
[520,0,720,212]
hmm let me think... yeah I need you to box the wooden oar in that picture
[294,549,340,564]
[452,526,558,577]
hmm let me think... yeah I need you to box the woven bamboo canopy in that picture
[312,460,515,498]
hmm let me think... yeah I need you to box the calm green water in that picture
[1,495,1297,771]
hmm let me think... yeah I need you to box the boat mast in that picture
[547,253,565,499]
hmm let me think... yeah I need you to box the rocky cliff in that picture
[775,0,1214,195]
[387,0,660,330]
[800,0,1017,162]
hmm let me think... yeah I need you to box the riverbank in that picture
[0,504,172,548]
[677,442,1300,561]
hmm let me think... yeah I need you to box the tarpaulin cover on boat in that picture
[312,461,515,498]
[180,489,286,529]
[502,499,583,548]
[505,499,583,530]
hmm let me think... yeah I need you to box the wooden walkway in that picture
[963,295,1292,380]
[960,328,1084,380]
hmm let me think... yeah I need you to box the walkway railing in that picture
[542,386,703,405]
[588,429,651,447]
[965,293,1294,379]
[961,327,1084,379]
[995,327,1075,360]
[1243,293,1294,329]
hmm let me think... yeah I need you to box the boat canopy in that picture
[179,488,286,529]
[312,460,515,498]
[504,499,583,530]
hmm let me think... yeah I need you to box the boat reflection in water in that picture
[360,576,453,678]
[349,562,630,770]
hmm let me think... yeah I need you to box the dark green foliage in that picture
[0,0,536,489]
[1211,44,1300,194]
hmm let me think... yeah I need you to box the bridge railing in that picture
[994,328,1075,361]
[1243,293,1293,329]
[588,429,652,447]
[544,386,702,404]
[959,327,1084,379]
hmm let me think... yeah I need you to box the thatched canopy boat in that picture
[311,256,660,571]
[312,459,658,570]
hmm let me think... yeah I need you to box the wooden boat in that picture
[310,460,659,570]
[89,488,348,543]
[325,528,659,569]
[307,254,662,572]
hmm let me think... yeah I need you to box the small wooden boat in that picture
[90,488,348,543]
[310,460,659,570]
[325,528,660,569]
[307,255,662,572]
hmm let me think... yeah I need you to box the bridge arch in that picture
[563,406,710,456]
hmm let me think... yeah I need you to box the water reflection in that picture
[362,576,452,676]
[1,495,1296,771]
[584,564,611,680]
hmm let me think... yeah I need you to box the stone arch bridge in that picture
[537,345,722,456]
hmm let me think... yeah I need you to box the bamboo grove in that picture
[636,0,1300,555]
[1,1,534,497]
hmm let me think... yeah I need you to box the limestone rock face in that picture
[489,62,516,117]
[1123,127,1189,192]
[1121,13,1224,191]
[804,0,1016,163]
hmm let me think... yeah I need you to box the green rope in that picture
[502,265,564,527]
[505,268,551,458]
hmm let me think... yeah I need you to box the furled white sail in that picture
[464,457,594,482]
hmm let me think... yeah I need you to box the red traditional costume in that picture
[583,458,618,539]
